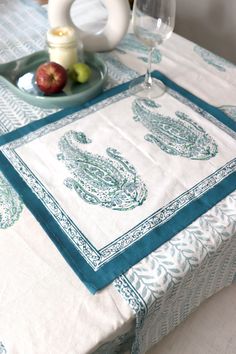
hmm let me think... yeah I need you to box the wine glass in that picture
[130,0,176,98]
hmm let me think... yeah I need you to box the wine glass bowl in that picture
[130,0,176,98]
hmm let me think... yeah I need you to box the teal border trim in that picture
[0,151,235,293]
[152,72,236,132]
[0,82,130,147]
[0,70,235,148]
[0,71,235,293]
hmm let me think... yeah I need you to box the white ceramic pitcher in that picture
[48,0,131,52]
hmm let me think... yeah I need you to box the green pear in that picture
[70,63,92,84]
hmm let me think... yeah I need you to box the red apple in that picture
[35,62,67,95]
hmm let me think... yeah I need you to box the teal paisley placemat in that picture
[0,71,235,293]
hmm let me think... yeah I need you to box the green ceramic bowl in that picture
[0,51,108,109]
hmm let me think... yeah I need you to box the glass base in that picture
[129,76,166,99]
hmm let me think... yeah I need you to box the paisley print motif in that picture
[132,98,218,160]
[194,45,235,72]
[117,33,162,64]
[73,131,92,144]
[57,130,147,211]
[0,173,23,229]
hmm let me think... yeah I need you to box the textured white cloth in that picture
[0,1,235,354]
[0,204,134,353]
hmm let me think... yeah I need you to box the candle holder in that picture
[47,26,83,69]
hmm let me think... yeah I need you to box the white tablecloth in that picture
[0,1,235,353]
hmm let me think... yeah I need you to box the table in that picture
[0,1,235,353]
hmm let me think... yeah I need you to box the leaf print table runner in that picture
[0,71,235,293]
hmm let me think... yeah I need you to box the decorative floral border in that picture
[1,82,236,270]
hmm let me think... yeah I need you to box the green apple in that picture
[70,63,92,84]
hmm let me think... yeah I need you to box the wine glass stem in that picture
[144,47,154,88]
